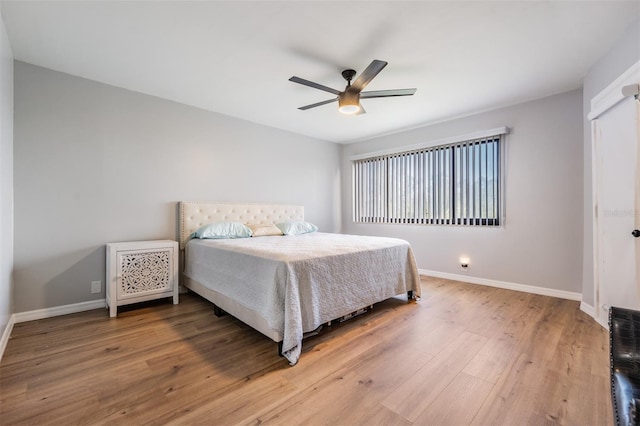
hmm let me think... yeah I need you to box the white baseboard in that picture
[420,269,582,301]
[0,314,16,362]
[580,301,608,330]
[579,301,597,318]
[14,299,106,324]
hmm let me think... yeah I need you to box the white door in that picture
[594,95,640,324]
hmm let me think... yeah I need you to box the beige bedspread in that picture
[184,232,420,365]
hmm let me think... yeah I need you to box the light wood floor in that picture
[0,277,612,425]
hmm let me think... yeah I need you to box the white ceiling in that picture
[1,1,638,143]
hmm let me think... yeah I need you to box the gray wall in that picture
[582,19,640,307]
[342,89,584,294]
[14,62,341,312]
[11,20,639,314]
[0,14,13,335]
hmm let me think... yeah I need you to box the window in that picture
[352,130,505,226]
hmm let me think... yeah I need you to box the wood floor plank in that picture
[248,370,382,425]
[470,352,551,425]
[382,331,489,422]
[278,297,418,389]
[398,312,468,357]
[351,403,413,426]
[540,307,612,424]
[413,372,494,425]
[117,369,297,425]
[348,335,433,401]
[0,277,612,425]
[462,337,519,384]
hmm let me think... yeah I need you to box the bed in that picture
[179,202,421,365]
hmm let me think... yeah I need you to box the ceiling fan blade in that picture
[350,60,388,93]
[289,76,341,95]
[361,88,417,99]
[298,97,338,110]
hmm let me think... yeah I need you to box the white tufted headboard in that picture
[178,202,304,249]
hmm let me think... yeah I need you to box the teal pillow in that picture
[191,222,253,239]
[276,220,318,236]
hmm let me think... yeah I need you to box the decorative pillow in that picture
[248,223,283,237]
[276,220,318,236]
[190,222,253,239]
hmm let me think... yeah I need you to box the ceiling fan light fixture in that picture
[338,91,360,115]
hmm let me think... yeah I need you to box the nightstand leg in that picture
[109,303,117,318]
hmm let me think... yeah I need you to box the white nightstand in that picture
[106,240,179,317]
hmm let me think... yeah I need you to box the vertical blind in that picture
[353,134,502,226]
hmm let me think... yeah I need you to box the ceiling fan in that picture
[289,59,416,115]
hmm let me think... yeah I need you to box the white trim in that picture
[349,126,510,161]
[580,301,608,330]
[591,118,602,326]
[589,59,640,326]
[579,301,597,319]
[0,314,15,362]
[588,60,640,120]
[14,299,106,323]
[419,269,581,301]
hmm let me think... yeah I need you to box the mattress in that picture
[183,232,420,364]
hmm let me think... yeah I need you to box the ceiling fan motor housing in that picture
[342,69,357,83]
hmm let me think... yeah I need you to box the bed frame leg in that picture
[407,290,414,300]
[278,341,284,357]
[213,304,226,317]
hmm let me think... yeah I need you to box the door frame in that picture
[589,59,640,327]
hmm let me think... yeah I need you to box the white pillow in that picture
[190,222,253,239]
[276,220,318,236]
[248,223,283,237]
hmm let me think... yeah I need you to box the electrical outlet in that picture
[91,280,101,294]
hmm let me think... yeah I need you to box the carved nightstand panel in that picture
[106,240,179,317]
